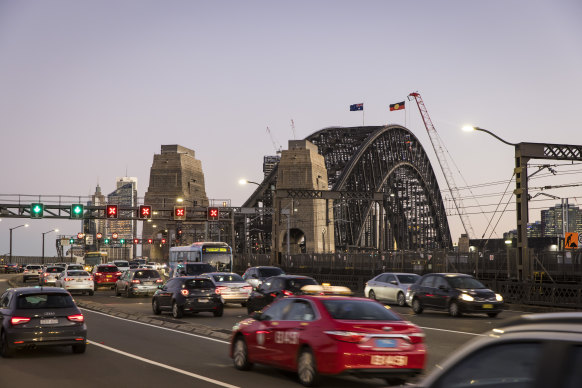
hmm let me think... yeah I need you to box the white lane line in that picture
[79,307,230,344]
[418,326,486,336]
[89,340,240,388]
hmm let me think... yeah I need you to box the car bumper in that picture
[221,293,251,303]
[128,285,160,295]
[63,283,94,291]
[184,298,222,311]
[5,325,87,349]
[459,300,504,313]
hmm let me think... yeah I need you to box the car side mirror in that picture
[251,274,258,279]
[251,311,263,320]
[390,280,398,285]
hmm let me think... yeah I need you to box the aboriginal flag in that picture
[390,101,405,111]
[350,103,364,111]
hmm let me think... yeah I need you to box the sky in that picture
[1,0,581,257]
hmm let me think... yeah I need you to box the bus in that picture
[169,242,233,277]
[83,251,108,272]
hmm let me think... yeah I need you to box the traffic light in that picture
[69,238,75,244]
[96,232,103,240]
[147,238,153,244]
[174,206,186,221]
[161,238,167,245]
[133,238,139,244]
[120,238,125,244]
[176,227,183,241]
[112,232,118,240]
[70,204,84,219]
[106,204,118,219]
[207,207,219,221]
[104,238,110,244]
[31,203,44,219]
[77,233,84,240]
[138,205,152,219]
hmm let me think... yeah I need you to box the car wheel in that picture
[232,336,253,371]
[88,290,94,296]
[152,299,161,315]
[72,342,86,354]
[240,302,247,307]
[397,292,406,306]
[1,332,14,358]
[368,290,376,300]
[487,312,499,318]
[448,301,462,317]
[412,298,423,314]
[213,304,224,317]
[115,286,121,296]
[172,302,184,319]
[297,348,319,387]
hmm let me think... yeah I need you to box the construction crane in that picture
[408,92,475,239]
[290,119,297,140]
[266,126,282,154]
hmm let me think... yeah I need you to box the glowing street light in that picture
[239,179,260,186]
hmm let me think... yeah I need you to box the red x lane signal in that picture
[106,205,118,219]
[139,205,152,219]
[207,207,219,221]
[174,206,186,221]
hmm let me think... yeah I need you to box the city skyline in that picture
[1,1,581,256]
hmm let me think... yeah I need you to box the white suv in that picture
[23,265,42,282]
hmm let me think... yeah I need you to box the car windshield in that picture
[287,278,318,292]
[397,274,420,284]
[322,300,401,321]
[259,268,284,277]
[97,266,118,273]
[185,263,215,275]
[184,279,214,289]
[447,276,486,289]
[67,271,90,276]
[17,293,75,309]
[133,270,160,279]
[212,274,244,282]
[114,261,129,267]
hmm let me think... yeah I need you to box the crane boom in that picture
[408,92,475,238]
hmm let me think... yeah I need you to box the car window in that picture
[432,342,543,388]
[134,270,160,279]
[97,266,118,273]
[0,292,10,308]
[67,271,90,276]
[212,274,244,282]
[261,298,293,321]
[27,265,41,270]
[185,263,215,275]
[447,276,486,289]
[564,345,582,388]
[397,274,419,284]
[258,268,284,278]
[270,278,285,291]
[322,300,401,321]
[46,267,65,273]
[284,300,316,321]
[434,277,449,289]
[419,275,435,287]
[17,293,75,309]
[184,279,214,289]
[286,278,318,292]
[384,274,396,283]
[376,274,389,282]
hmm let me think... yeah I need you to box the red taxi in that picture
[91,264,122,289]
[230,285,426,386]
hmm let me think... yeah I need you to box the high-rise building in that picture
[541,200,582,237]
[83,184,106,250]
[107,177,138,239]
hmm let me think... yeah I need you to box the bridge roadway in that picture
[0,274,557,387]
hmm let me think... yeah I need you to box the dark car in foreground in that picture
[152,276,223,318]
[0,287,87,357]
[416,312,582,387]
[407,273,503,317]
[231,290,426,386]
[245,275,318,314]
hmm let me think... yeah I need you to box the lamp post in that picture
[42,229,59,265]
[239,179,260,186]
[9,224,29,263]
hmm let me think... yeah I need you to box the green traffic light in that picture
[104,238,110,244]
[70,204,84,219]
[69,239,74,244]
[31,203,44,218]
[120,239,125,244]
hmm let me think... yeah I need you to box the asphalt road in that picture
[0,274,550,387]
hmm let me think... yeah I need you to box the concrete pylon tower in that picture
[272,140,335,256]
[142,145,209,260]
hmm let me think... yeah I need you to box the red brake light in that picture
[180,289,189,296]
[67,314,84,323]
[65,277,73,281]
[131,279,140,284]
[11,317,31,326]
[116,272,122,276]
[215,286,228,294]
[282,290,293,296]
[407,332,425,344]
[95,272,102,276]
[324,331,366,343]
[242,285,252,290]
[44,273,49,277]
[89,276,93,281]
[155,279,163,283]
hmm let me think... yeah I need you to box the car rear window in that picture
[27,265,41,270]
[97,266,118,273]
[134,270,160,279]
[46,267,65,273]
[185,263,215,275]
[259,268,284,277]
[184,279,215,289]
[17,293,75,309]
[114,261,129,267]
[67,265,84,270]
[67,271,90,276]
[397,274,420,284]
[322,300,401,321]
[287,278,318,292]
[212,274,244,282]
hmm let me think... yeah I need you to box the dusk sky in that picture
[1,1,581,257]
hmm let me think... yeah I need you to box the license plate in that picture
[483,304,493,309]
[198,298,209,303]
[40,319,58,325]
[145,281,153,285]
[370,355,408,367]
[375,338,397,348]
[76,279,83,282]
[106,275,112,278]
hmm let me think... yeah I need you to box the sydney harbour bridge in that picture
[240,124,453,253]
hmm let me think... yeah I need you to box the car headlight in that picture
[460,293,474,302]
[496,293,503,302]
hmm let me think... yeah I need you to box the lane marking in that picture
[417,326,486,336]
[89,340,240,388]
[79,307,230,344]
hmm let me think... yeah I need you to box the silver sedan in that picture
[203,272,252,307]
[364,272,420,306]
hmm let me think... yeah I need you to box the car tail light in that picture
[131,279,141,284]
[155,279,163,283]
[215,286,228,294]
[180,289,189,296]
[11,317,31,326]
[23,270,28,273]
[407,332,425,344]
[242,285,252,290]
[95,272,102,276]
[324,331,366,343]
[44,273,49,277]
[88,276,93,281]
[67,314,84,323]
[282,290,293,296]
[116,272,122,276]
[65,277,73,281]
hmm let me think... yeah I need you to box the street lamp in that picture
[9,224,29,263]
[42,229,59,265]
[239,179,260,186]
[462,125,516,146]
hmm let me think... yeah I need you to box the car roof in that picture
[10,287,74,296]
[267,274,314,280]
[175,276,214,281]
[251,266,283,269]
[495,312,582,333]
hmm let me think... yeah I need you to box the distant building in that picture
[83,184,106,249]
[541,201,582,237]
[103,177,138,260]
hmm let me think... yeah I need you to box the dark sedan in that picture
[0,287,87,357]
[152,276,224,318]
[245,275,318,314]
[407,273,503,317]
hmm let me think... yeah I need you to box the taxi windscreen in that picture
[322,300,401,321]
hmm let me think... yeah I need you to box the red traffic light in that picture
[161,238,167,244]
[147,238,153,244]
[106,205,118,218]
[207,207,219,221]
[133,238,139,244]
[112,232,119,240]
[96,233,103,240]
[77,233,84,240]
[139,205,152,219]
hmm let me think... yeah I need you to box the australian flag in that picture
[350,103,364,111]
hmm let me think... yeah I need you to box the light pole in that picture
[9,224,29,263]
[42,229,59,265]
[239,179,261,187]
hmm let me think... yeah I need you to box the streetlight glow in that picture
[462,125,476,132]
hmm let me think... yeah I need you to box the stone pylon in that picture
[272,140,335,257]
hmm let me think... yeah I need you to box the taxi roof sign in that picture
[301,284,353,296]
